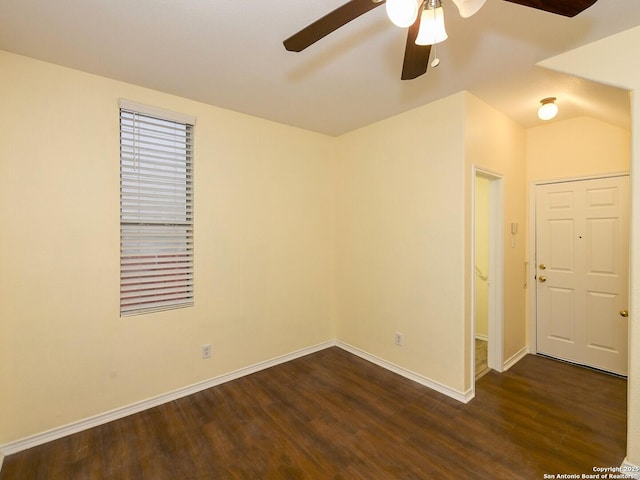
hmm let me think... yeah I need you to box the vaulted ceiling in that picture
[1,0,639,136]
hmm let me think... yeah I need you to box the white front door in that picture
[535,176,629,375]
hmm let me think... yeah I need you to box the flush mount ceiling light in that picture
[283,0,600,80]
[538,97,558,121]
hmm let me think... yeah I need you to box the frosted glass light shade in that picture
[415,6,448,46]
[386,0,419,28]
[451,0,486,18]
[538,98,558,120]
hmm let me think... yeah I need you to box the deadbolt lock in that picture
[538,276,547,283]
[539,264,546,270]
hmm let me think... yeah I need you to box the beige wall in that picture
[334,92,528,395]
[527,116,630,182]
[5,50,502,445]
[464,94,528,379]
[0,51,336,444]
[335,93,468,394]
[538,25,640,466]
[0,46,568,450]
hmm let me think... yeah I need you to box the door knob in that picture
[539,264,546,270]
[538,276,546,283]
[620,310,629,318]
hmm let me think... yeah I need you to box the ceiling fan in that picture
[283,0,599,80]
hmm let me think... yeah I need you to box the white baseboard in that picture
[0,339,480,460]
[337,341,473,404]
[475,333,488,342]
[503,345,528,371]
[621,459,640,479]
[0,338,629,476]
[0,340,336,457]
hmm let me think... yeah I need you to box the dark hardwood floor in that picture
[1,347,627,479]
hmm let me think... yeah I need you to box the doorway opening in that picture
[473,168,504,386]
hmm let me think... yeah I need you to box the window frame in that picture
[119,99,196,316]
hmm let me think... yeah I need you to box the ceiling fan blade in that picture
[401,15,431,80]
[284,0,385,52]
[501,0,598,17]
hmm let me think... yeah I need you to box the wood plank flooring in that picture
[1,347,627,479]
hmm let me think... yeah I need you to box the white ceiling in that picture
[1,0,639,136]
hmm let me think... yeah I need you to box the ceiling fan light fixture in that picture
[386,0,419,28]
[538,97,558,121]
[415,1,448,46]
[451,0,486,18]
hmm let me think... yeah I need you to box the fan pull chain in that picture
[431,43,440,67]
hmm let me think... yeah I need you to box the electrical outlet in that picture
[201,344,212,359]
[395,332,403,347]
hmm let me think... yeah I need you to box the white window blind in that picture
[119,101,195,316]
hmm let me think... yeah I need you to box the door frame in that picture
[527,172,630,355]
[472,167,505,389]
